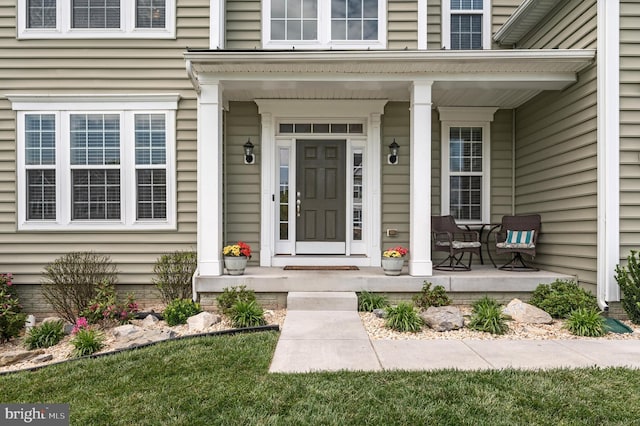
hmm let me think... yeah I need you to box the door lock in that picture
[296,191,301,217]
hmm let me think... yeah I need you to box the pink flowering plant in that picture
[0,273,26,342]
[70,316,104,357]
[71,317,90,335]
[382,246,409,258]
[81,280,138,326]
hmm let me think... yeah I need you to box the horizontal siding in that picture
[490,109,514,224]
[519,0,597,49]
[224,102,261,264]
[515,63,598,286]
[491,0,522,49]
[225,0,262,49]
[0,1,209,291]
[388,0,419,49]
[426,0,441,49]
[619,0,640,261]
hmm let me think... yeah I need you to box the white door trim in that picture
[256,99,387,267]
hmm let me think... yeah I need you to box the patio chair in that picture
[494,214,541,271]
[431,215,482,271]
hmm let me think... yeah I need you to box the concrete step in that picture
[287,291,358,311]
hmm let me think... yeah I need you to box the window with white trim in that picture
[442,0,491,50]
[11,95,178,230]
[264,0,386,49]
[18,0,176,39]
[439,107,495,224]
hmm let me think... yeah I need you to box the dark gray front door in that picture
[296,140,346,254]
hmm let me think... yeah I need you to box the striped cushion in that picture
[502,230,536,248]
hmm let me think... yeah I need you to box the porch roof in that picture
[185,49,595,108]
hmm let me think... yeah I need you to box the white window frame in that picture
[10,94,179,231]
[17,0,176,39]
[439,107,497,225]
[262,0,387,50]
[441,0,491,50]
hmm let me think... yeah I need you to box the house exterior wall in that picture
[226,0,262,49]
[619,0,640,261]
[514,0,598,288]
[0,1,208,306]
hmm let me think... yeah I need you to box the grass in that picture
[2,331,640,425]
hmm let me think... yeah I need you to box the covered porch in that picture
[185,49,595,284]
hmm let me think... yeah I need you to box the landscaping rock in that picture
[420,306,464,331]
[32,354,54,364]
[187,312,220,331]
[372,308,387,319]
[112,324,144,338]
[142,314,159,328]
[502,299,553,324]
[42,317,64,324]
[112,328,176,350]
[0,350,44,367]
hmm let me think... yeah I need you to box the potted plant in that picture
[222,242,252,275]
[381,246,408,276]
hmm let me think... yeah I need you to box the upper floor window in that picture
[9,94,179,231]
[442,0,491,50]
[264,0,386,49]
[18,0,175,39]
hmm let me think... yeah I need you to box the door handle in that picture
[296,192,301,217]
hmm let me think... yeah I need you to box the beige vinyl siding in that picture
[491,0,523,49]
[381,102,410,249]
[619,0,640,259]
[490,109,514,224]
[427,0,441,50]
[518,0,597,49]
[515,65,598,287]
[388,0,419,49]
[0,1,209,292]
[226,0,262,49]
[223,102,261,264]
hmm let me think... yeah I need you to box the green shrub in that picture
[164,299,202,326]
[385,303,423,333]
[413,281,452,309]
[358,291,389,312]
[70,328,105,357]
[217,286,257,315]
[230,300,266,328]
[24,320,65,350]
[615,250,640,324]
[41,252,119,323]
[0,273,26,343]
[468,296,509,335]
[529,280,598,319]
[81,280,138,326]
[564,308,608,337]
[152,251,197,304]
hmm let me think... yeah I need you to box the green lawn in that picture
[1,331,640,425]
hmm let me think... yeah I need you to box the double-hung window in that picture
[11,95,178,230]
[442,0,491,50]
[264,0,386,49]
[439,107,496,224]
[18,0,176,39]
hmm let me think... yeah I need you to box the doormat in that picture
[283,266,359,271]
[604,317,634,334]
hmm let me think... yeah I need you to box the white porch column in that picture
[197,80,224,276]
[409,81,433,276]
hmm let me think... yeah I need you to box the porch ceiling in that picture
[185,49,595,109]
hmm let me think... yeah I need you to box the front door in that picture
[295,140,346,254]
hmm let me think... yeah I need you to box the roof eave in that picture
[493,0,560,46]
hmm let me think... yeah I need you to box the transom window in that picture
[278,122,364,134]
[263,0,386,49]
[11,95,178,230]
[442,0,491,50]
[18,0,176,38]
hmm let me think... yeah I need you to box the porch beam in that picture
[197,80,224,276]
[409,81,433,276]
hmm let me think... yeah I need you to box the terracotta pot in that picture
[224,256,248,275]
[381,257,404,276]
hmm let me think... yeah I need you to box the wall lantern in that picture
[243,139,255,165]
[388,139,399,165]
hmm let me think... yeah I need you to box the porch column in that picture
[197,80,224,276]
[409,81,433,276]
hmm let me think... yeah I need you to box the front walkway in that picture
[269,310,640,373]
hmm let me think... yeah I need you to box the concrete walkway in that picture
[269,310,640,373]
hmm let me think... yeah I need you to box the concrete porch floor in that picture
[194,265,575,295]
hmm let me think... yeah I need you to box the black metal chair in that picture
[494,214,541,271]
[431,215,481,271]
